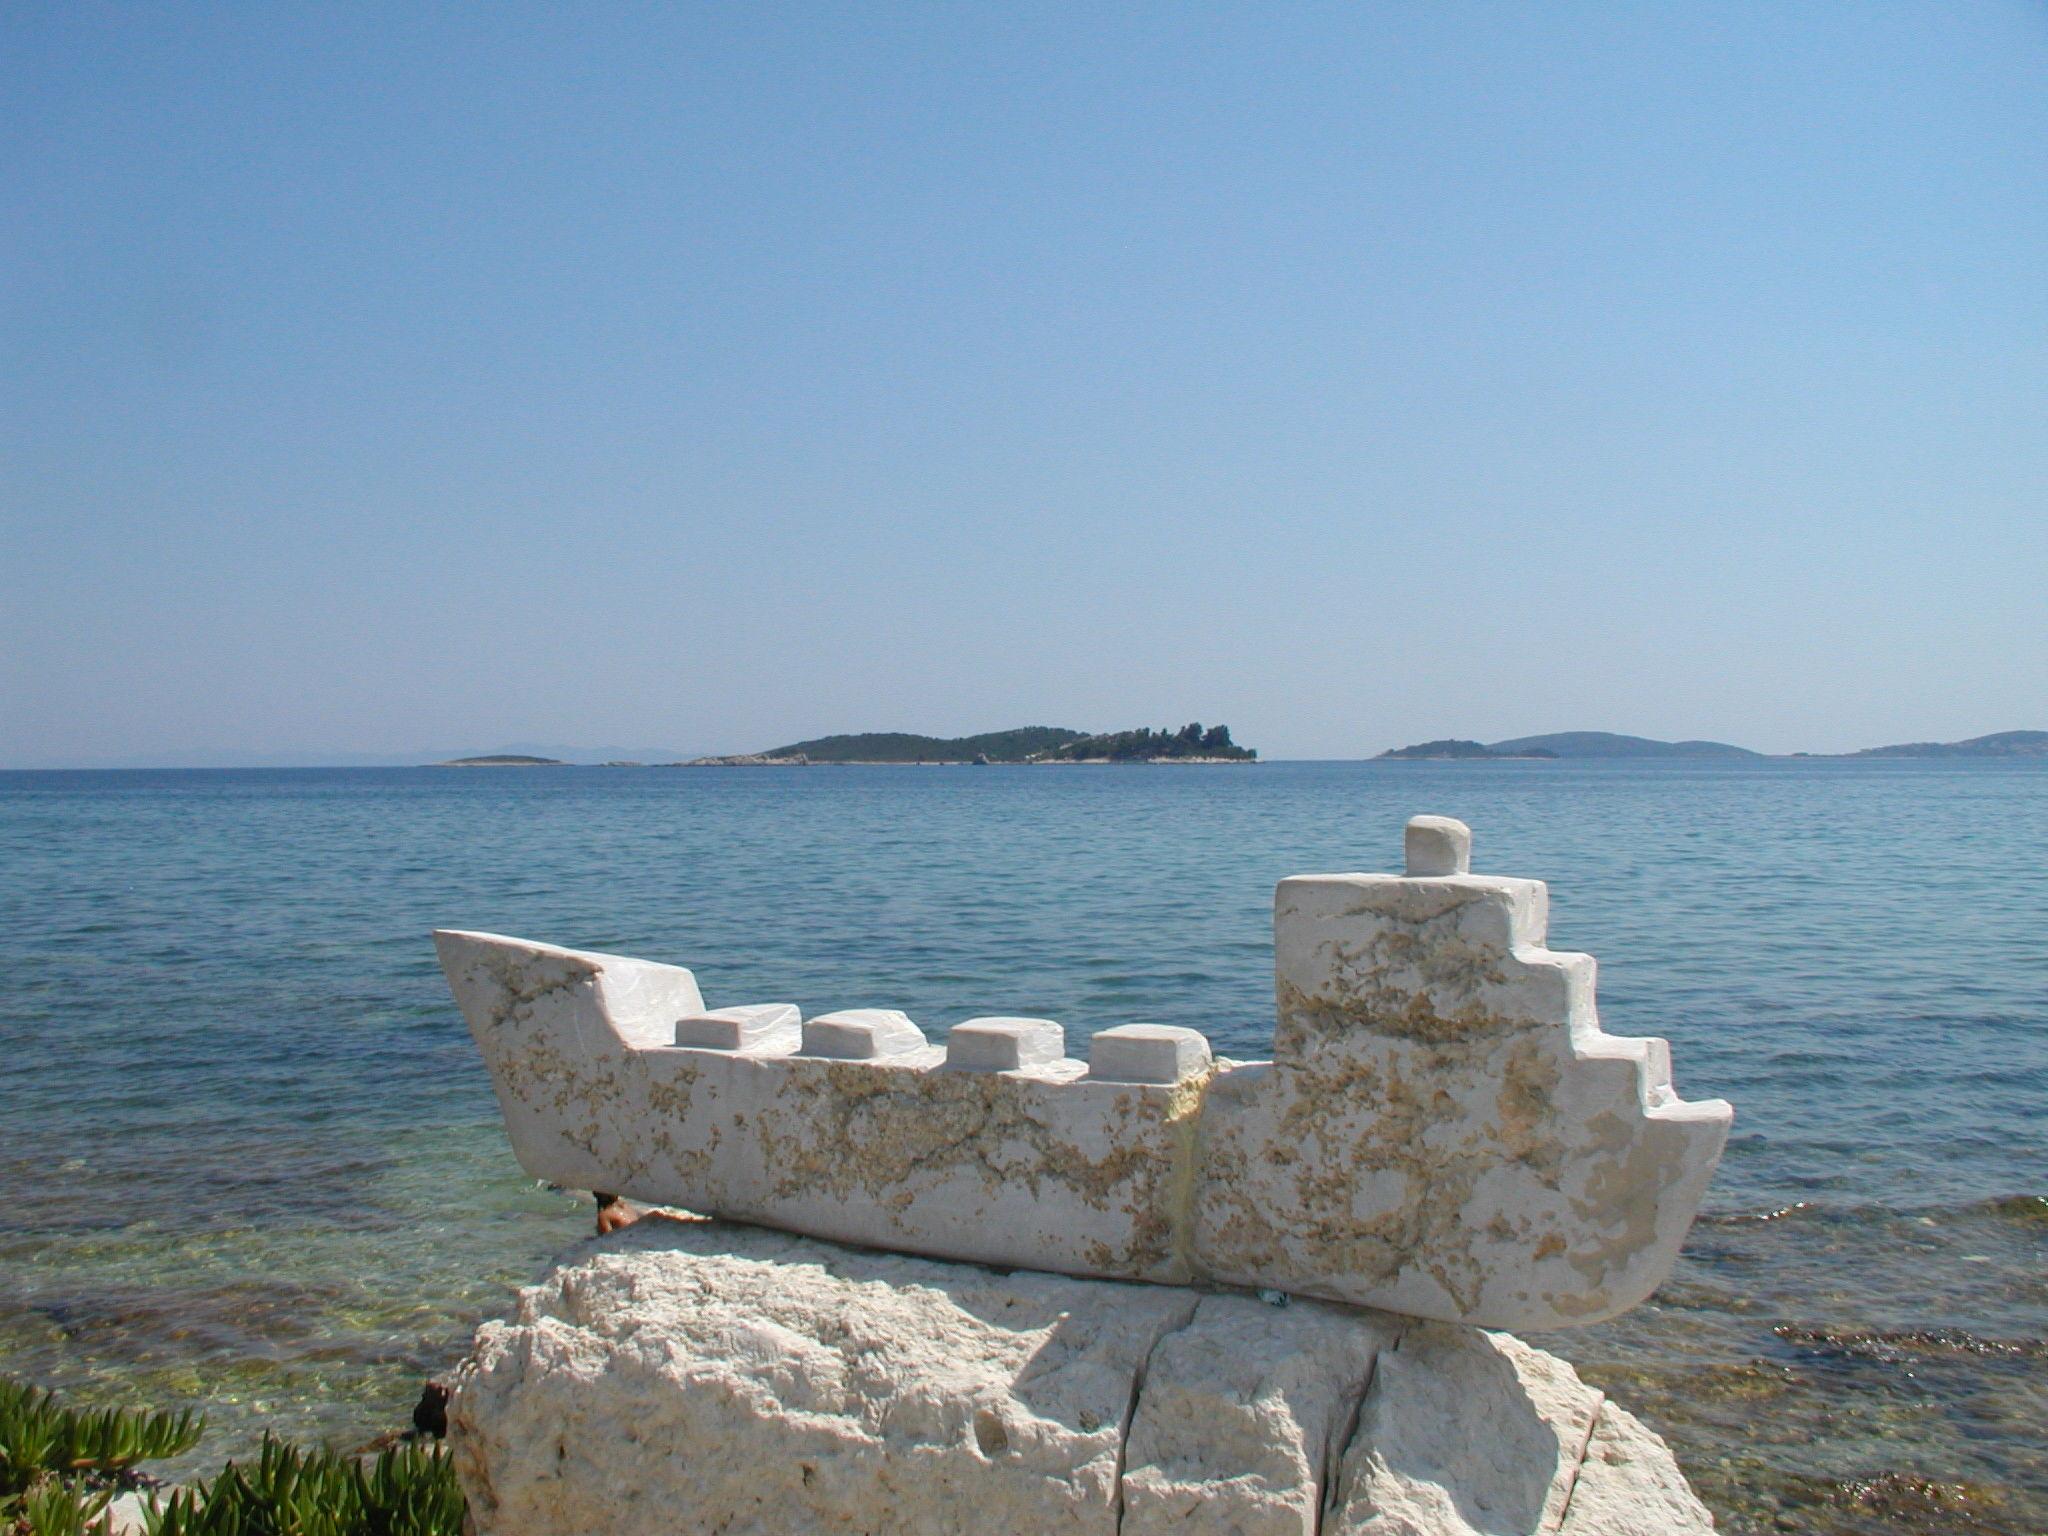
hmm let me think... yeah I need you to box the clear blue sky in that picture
[3,4,2043,764]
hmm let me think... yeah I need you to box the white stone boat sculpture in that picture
[436,816,1731,1330]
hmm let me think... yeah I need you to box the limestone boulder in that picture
[1329,1324,1602,1535]
[1558,1400,1719,1536]
[1120,1293,1395,1535]
[450,1219,1714,1536]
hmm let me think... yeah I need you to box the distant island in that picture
[1838,729,2048,759]
[435,754,568,767]
[1380,728,2047,760]
[750,726,1087,764]
[419,726,2045,768]
[1378,732,1752,760]
[1378,739,1557,761]
[1485,732,1758,759]
[681,723,1256,765]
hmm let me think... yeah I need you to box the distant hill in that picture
[754,724,1256,763]
[1041,724,1254,762]
[764,727,1087,763]
[1379,739,1556,760]
[432,742,691,764]
[1485,732,1759,759]
[1846,730,2048,759]
[435,754,567,767]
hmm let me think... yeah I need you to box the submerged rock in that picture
[448,1218,1714,1535]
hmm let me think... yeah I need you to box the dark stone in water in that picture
[1977,1193,2048,1226]
[1789,1470,2024,1536]
[1773,1323,2045,1362]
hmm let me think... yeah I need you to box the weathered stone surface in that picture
[437,815,1731,1330]
[1089,1022,1213,1084]
[1327,1324,1604,1536]
[450,1217,1198,1536]
[1405,815,1473,876]
[1557,1400,1718,1535]
[947,1016,1066,1071]
[436,931,1206,1284]
[1120,1293,1395,1535]
[1192,859,1731,1327]
[449,1223,1714,1536]
[674,1002,800,1051]
[802,1007,928,1059]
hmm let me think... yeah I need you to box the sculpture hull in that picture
[437,822,1731,1329]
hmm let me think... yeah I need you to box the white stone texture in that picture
[1405,815,1473,876]
[448,1222,1714,1536]
[1328,1324,1603,1536]
[802,1007,928,1059]
[1557,1400,1718,1535]
[1088,1023,1213,1084]
[674,1003,801,1051]
[436,936,706,1195]
[1120,1292,1395,1535]
[449,1218,1197,1536]
[435,931,1199,1281]
[435,815,1730,1330]
[947,1016,1065,1071]
[1191,824,1732,1327]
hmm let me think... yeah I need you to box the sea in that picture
[1,760,2042,1534]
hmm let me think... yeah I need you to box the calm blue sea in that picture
[1,761,2042,1533]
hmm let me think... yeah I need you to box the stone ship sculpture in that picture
[436,815,1731,1330]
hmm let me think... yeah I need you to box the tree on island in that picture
[745,723,1258,764]
[1039,723,1255,762]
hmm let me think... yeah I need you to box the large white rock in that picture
[449,1219,1715,1536]
[450,1217,1197,1536]
[1120,1293,1395,1535]
[1328,1324,1601,1536]
[437,816,1731,1330]
[1557,1400,1719,1536]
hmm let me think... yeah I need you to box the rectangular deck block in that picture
[1088,1025,1212,1085]
[802,1009,928,1060]
[1403,814,1472,876]
[675,1004,802,1052]
[947,1017,1065,1072]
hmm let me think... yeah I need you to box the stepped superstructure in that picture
[436,816,1731,1329]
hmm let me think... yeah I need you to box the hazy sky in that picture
[4,4,2044,765]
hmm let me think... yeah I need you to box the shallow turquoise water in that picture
[2,761,2042,1531]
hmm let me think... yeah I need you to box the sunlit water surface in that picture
[1,761,2042,1533]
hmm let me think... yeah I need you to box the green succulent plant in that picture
[1,1379,462,1536]
[143,1438,462,1536]
[12,1480,116,1536]
[0,1380,201,1496]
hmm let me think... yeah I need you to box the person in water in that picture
[594,1191,642,1233]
